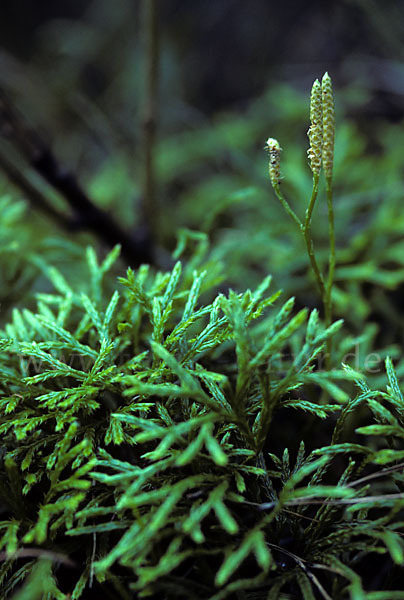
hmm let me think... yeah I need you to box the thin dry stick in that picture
[141,0,159,243]
[0,548,76,567]
[346,461,404,488]
[267,542,333,600]
[256,491,404,509]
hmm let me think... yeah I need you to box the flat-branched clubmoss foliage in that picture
[1,85,404,598]
[0,245,404,599]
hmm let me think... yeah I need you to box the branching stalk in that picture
[272,176,325,301]
[301,174,326,299]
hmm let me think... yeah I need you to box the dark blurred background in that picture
[1,0,404,240]
[2,0,404,139]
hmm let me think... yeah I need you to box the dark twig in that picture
[31,145,153,265]
[0,90,154,266]
[0,147,69,228]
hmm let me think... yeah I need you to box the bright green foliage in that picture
[0,240,403,599]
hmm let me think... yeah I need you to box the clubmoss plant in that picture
[267,73,336,367]
[1,76,404,600]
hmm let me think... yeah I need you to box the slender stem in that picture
[302,230,326,299]
[301,176,326,300]
[325,176,335,322]
[141,0,159,243]
[272,183,302,229]
[304,174,319,229]
[324,176,335,368]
